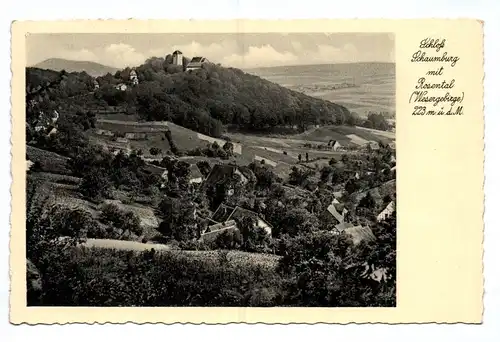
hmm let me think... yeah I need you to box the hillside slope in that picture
[26,56,355,139]
[33,58,119,77]
[94,58,354,136]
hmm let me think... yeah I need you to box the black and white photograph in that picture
[25,32,396,307]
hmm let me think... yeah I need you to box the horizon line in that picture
[30,57,395,70]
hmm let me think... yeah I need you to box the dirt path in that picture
[97,119,170,126]
[81,238,171,252]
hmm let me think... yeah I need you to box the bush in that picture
[149,147,162,156]
[99,203,143,238]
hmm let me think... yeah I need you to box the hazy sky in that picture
[26,33,394,69]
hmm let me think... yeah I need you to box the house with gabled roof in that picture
[211,203,235,223]
[144,162,204,184]
[199,219,238,243]
[211,204,273,236]
[143,163,169,180]
[188,163,204,184]
[334,222,354,234]
[204,164,252,195]
[328,140,342,151]
[326,200,348,224]
[367,141,380,152]
[186,57,209,71]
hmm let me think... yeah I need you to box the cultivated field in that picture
[78,241,280,269]
[248,62,395,118]
[26,146,72,175]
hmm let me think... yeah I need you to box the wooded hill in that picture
[26,54,355,138]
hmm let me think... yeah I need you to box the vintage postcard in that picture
[10,19,483,324]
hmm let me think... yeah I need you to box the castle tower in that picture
[172,50,183,66]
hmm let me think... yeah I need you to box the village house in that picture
[93,79,100,90]
[326,199,348,225]
[172,50,183,66]
[328,140,342,151]
[143,162,204,185]
[203,163,252,195]
[367,141,380,152]
[143,163,169,180]
[390,154,396,164]
[211,204,273,236]
[115,83,128,91]
[199,219,238,243]
[334,222,354,234]
[186,163,204,184]
[34,110,59,132]
[186,57,209,71]
[47,127,57,136]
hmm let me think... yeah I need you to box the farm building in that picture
[93,79,99,90]
[211,204,273,236]
[186,57,209,71]
[172,50,183,66]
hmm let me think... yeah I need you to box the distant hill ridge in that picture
[33,58,119,77]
